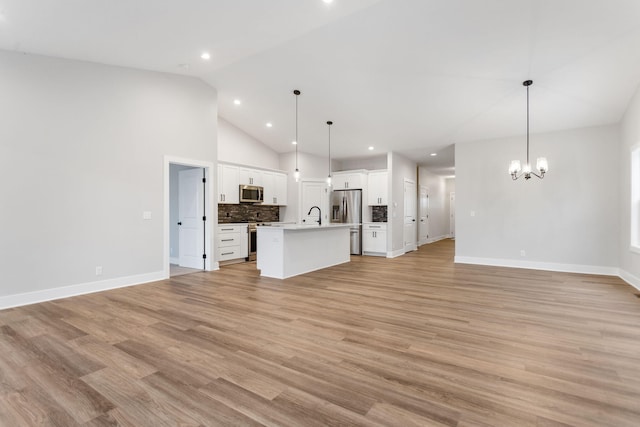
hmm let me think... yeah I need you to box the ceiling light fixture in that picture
[368,146,374,151]
[326,121,333,187]
[430,153,437,157]
[233,99,241,105]
[509,80,548,180]
[293,90,301,182]
[323,0,334,4]
[200,52,211,60]
[266,122,273,128]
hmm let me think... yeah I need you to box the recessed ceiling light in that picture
[266,122,273,128]
[233,99,241,105]
[200,52,211,60]
[368,146,374,151]
[323,0,334,3]
[430,153,437,156]
[292,141,297,145]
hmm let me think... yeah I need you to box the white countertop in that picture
[258,223,355,231]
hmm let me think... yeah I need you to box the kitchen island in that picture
[256,224,351,279]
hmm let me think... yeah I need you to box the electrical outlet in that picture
[95,266,103,276]
[470,210,476,217]
[520,250,526,257]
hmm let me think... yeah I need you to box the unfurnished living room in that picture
[1,1,640,426]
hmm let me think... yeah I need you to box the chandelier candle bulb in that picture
[536,157,549,173]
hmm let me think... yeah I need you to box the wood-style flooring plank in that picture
[0,240,639,426]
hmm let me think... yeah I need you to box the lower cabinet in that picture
[217,225,248,262]
[363,223,387,256]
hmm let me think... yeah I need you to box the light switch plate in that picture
[143,211,152,220]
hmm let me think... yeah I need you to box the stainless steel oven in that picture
[247,222,257,261]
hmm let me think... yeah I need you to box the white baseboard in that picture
[0,271,165,310]
[619,269,640,291]
[170,257,179,265]
[387,248,405,258]
[420,235,450,246]
[454,256,619,276]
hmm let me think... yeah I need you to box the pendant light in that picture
[326,120,333,187]
[293,89,301,182]
[509,80,548,180]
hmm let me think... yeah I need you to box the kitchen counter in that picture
[256,224,350,279]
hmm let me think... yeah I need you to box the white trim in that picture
[387,248,405,258]
[454,256,619,276]
[630,246,640,255]
[420,235,450,245]
[170,257,179,265]
[619,269,640,291]
[164,156,216,279]
[0,271,165,310]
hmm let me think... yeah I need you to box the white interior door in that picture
[179,168,204,269]
[450,192,456,239]
[300,181,328,225]
[403,179,417,252]
[419,185,429,245]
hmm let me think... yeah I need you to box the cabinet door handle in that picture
[221,239,234,242]
[221,252,234,256]
[220,228,233,231]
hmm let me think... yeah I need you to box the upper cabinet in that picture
[218,164,240,204]
[239,168,262,186]
[332,171,367,190]
[262,171,288,206]
[218,163,287,205]
[367,170,388,205]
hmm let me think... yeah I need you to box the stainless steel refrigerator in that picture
[330,189,362,255]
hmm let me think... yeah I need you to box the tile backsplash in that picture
[218,204,280,223]
[372,206,387,222]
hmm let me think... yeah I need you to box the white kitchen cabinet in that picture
[217,224,248,261]
[367,170,388,205]
[262,171,288,206]
[239,168,262,186]
[274,172,288,206]
[332,171,367,190]
[218,164,239,204]
[363,223,387,255]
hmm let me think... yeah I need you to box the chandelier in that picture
[509,80,548,180]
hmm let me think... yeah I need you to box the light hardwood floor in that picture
[1,240,639,426]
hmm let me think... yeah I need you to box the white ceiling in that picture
[2,0,640,172]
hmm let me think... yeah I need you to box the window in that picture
[632,144,640,252]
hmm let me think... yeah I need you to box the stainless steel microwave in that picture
[239,185,263,203]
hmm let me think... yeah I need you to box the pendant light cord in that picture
[327,121,332,177]
[295,91,299,170]
[526,83,530,165]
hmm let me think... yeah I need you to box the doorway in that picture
[164,156,215,279]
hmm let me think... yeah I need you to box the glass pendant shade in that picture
[294,168,300,182]
[536,157,548,173]
[509,160,522,175]
[327,175,332,186]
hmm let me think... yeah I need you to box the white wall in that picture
[389,152,417,255]
[619,84,640,287]
[218,118,279,169]
[417,168,450,242]
[0,50,217,302]
[455,125,619,273]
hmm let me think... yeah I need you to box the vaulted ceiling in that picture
[2,0,640,174]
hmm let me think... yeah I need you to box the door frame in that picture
[403,178,417,252]
[164,156,216,279]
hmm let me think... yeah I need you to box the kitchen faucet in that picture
[308,206,322,226]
